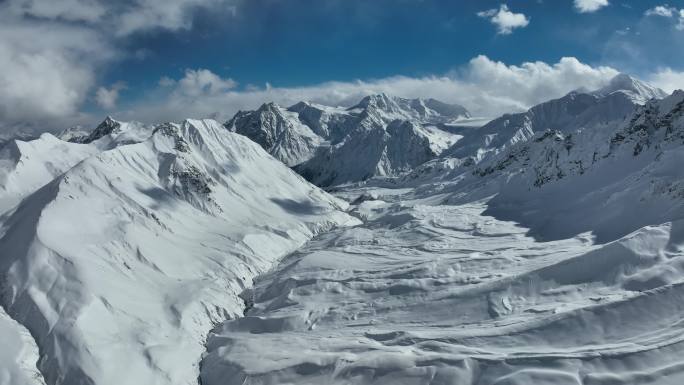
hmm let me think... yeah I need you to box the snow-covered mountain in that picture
[227,76,662,187]
[445,73,665,163]
[405,88,683,243]
[225,103,324,166]
[286,101,359,142]
[347,93,471,123]
[0,134,98,214]
[61,116,154,150]
[199,85,684,385]
[224,94,469,185]
[0,119,357,385]
[3,74,684,385]
[592,72,669,103]
[295,119,458,186]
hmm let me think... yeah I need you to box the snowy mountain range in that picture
[443,73,666,163]
[226,94,470,185]
[4,74,684,385]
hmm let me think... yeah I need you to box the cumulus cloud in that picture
[477,4,530,35]
[644,5,684,30]
[0,0,239,135]
[648,68,684,93]
[646,5,677,17]
[116,55,620,124]
[176,69,237,97]
[574,0,609,13]
[113,0,238,36]
[96,82,127,109]
[0,19,111,130]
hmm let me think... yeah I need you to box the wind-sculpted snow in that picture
[0,119,357,385]
[201,186,684,385]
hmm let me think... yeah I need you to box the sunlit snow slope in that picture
[0,119,357,385]
[202,189,684,385]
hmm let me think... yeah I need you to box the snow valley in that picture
[3,73,684,385]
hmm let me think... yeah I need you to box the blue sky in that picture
[110,0,678,88]
[2,0,684,133]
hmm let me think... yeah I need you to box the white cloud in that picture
[96,82,127,109]
[574,0,609,13]
[477,4,530,35]
[118,55,620,124]
[648,68,684,93]
[0,0,239,135]
[645,5,677,17]
[114,0,237,36]
[644,5,684,30]
[159,76,177,87]
[0,19,112,129]
[4,0,237,35]
[4,0,108,23]
[176,69,237,97]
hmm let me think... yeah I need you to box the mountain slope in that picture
[435,90,684,242]
[0,119,357,385]
[0,134,98,214]
[199,89,684,385]
[347,93,470,124]
[225,103,324,166]
[445,74,666,163]
[295,120,447,186]
[592,73,669,103]
[225,95,469,184]
[0,307,45,385]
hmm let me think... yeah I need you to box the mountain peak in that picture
[352,93,394,109]
[287,101,311,113]
[349,94,470,122]
[592,73,667,103]
[257,102,281,112]
[58,125,90,143]
[85,116,122,143]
